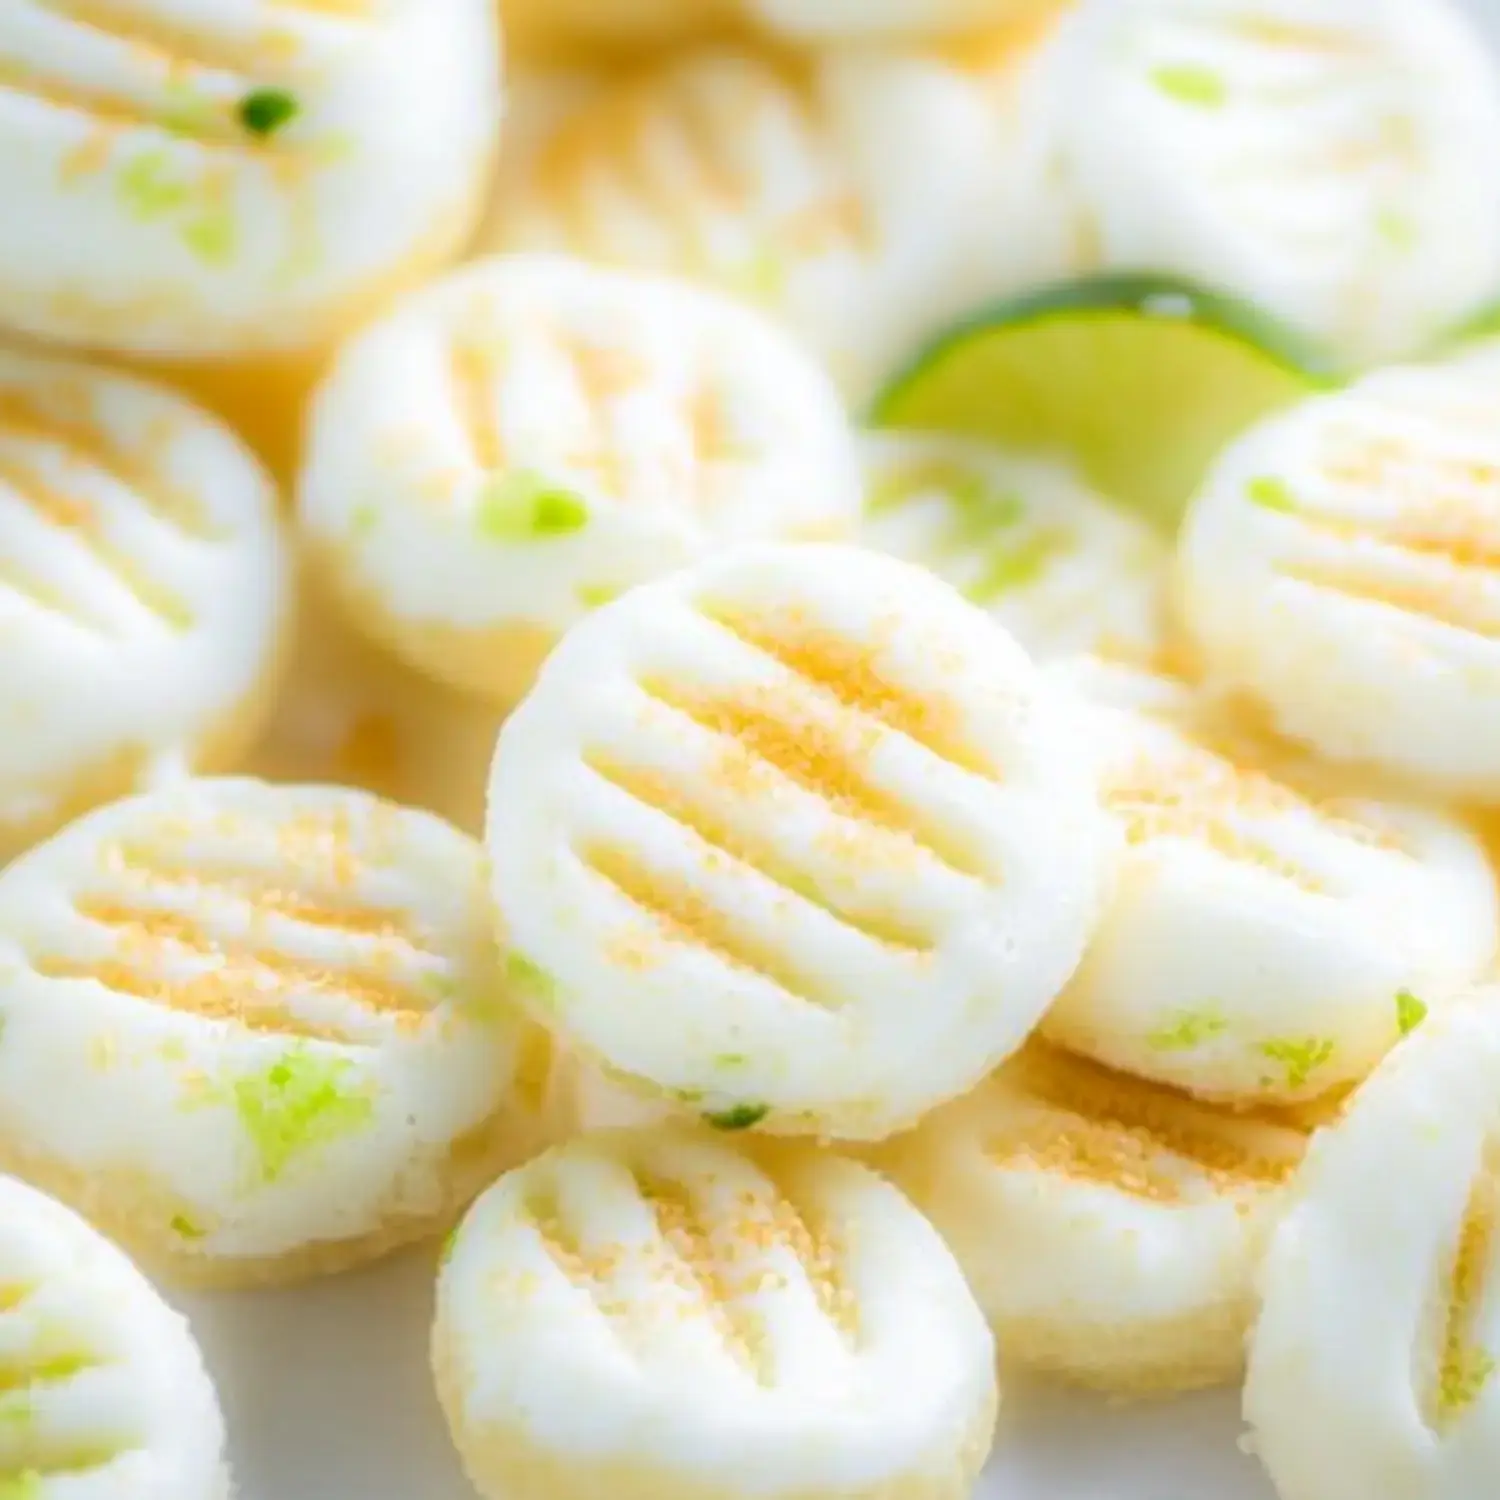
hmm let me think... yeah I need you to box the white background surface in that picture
[167,0,1500,1496]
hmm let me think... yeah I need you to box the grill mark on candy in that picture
[583,756,941,955]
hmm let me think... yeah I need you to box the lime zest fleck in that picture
[1258,1036,1336,1090]
[1376,208,1418,253]
[714,1053,749,1069]
[964,528,1071,603]
[350,502,379,538]
[505,951,560,1012]
[1150,63,1228,109]
[0,1393,32,1431]
[727,245,787,305]
[477,471,590,542]
[705,1103,770,1131]
[0,1470,42,1500]
[118,150,192,221]
[1247,476,1299,513]
[1441,1344,1496,1417]
[439,1225,460,1268]
[673,1087,706,1105]
[181,208,237,266]
[170,1212,206,1241]
[1147,1008,1229,1052]
[1397,989,1428,1037]
[158,81,219,136]
[239,88,300,138]
[577,581,622,609]
[227,1048,376,1186]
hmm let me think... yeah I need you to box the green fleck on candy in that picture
[231,1048,376,1186]
[577,581,623,609]
[1442,1345,1496,1417]
[1147,1008,1228,1053]
[181,208,237,266]
[239,88,300,138]
[119,150,192,221]
[0,1471,42,1500]
[1149,63,1228,109]
[1397,989,1428,1037]
[440,1225,461,1268]
[714,1053,748,1069]
[351,502,379,538]
[477,471,590,542]
[0,1394,32,1432]
[964,529,1070,604]
[672,1087,706,1105]
[705,1103,769,1132]
[1376,209,1417,252]
[728,245,787,305]
[1247,475,1299,514]
[1258,1036,1335,1091]
[505,951,560,1011]
[170,1213,206,1241]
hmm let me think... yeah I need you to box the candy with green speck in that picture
[1396,989,1428,1037]
[350,502,379,538]
[714,1053,748,1069]
[1258,1037,1335,1090]
[170,1213,206,1241]
[705,1103,769,1131]
[181,209,237,267]
[505,951,560,1011]
[477,472,590,542]
[0,1471,42,1500]
[239,88,300,139]
[1149,63,1228,109]
[119,151,192,221]
[1147,1009,1228,1052]
[227,1048,376,1186]
[1247,476,1299,513]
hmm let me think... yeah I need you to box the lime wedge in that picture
[871,275,1337,531]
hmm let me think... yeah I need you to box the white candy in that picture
[0,777,524,1284]
[0,1173,228,1500]
[1042,654,1498,1102]
[300,254,861,705]
[486,543,1114,1140]
[434,1129,998,1500]
[0,346,288,861]
[884,1044,1319,1393]
[749,0,1057,41]
[478,47,1012,401]
[1179,365,1500,799]
[1033,0,1500,363]
[0,0,501,358]
[859,432,1169,662]
[1246,990,1500,1500]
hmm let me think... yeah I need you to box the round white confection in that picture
[299,253,862,703]
[434,1129,998,1500]
[1178,365,1500,798]
[1246,990,1500,1500]
[884,1044,1318,1393]
[0,346,288,861]
[479,47,1013,402]
[1041,656,1498,1102]
[0,777,523,1274]
[0,0,502,357]
[0,1173,228,1500]
[1033,0,1500,364]
[859,432,1169,662]
[486,543,1115,1140]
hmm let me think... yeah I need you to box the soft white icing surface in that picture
[0,777,522,1262]
[0,0,501,356]
[437,1129,997,1493]
[0,1172,229,1499]
[486,543,1114,1139]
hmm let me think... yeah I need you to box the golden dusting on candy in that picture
[0,386,218,539]
[1432,1155,1500,1426]
[0,445,195,631]
[1282,560,1500,643]
[449,339,507,476]
[641,676,986,879]
[586,841,834,1002]
[988,1048,1308,1205]
[702,602,997,781]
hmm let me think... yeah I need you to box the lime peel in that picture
[477,471,590,542]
